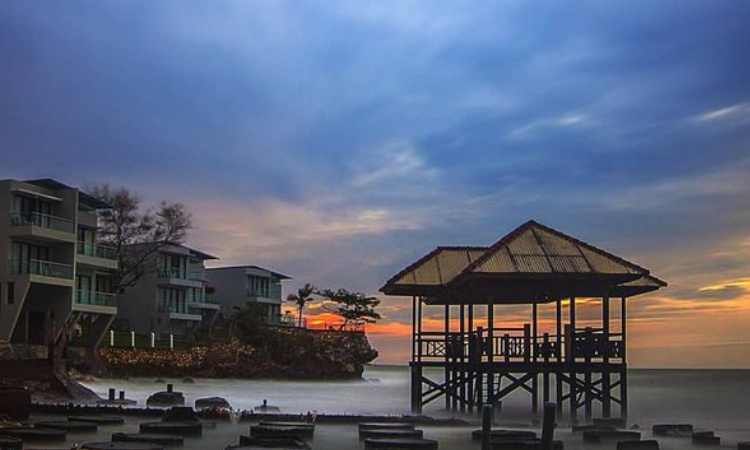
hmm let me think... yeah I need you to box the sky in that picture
[1,1,750,367]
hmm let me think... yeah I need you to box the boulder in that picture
[583,430,641,444]
[238,435,311,449]
[489,440,563,450]
[364,438,438,450]
[34,420,98,432]
[81,443,164,450]
[692,431,720,446]
[360,429,424,440]
[139,422,202,437]
[738,442,750,450]
[593,417,627,429]
[163,407,198,423]
[146,391,185,408]
[617,440,660,450]
[0,428,66,442]
[69,415,125,425]
[471,429,537,442]
[250,425,314,439]
[359,423,415,432]
[0,388,30,421]
[195,397,230,409]
[652,424,693,437]
[112,433,185,446]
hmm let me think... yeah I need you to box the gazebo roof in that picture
[380,220,666,304]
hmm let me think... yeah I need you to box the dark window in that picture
[8,282,15,305]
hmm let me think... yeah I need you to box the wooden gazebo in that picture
[380,220,666,421]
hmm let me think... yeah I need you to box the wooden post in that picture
[459,304,466,413]
[481,405,493,450]
[468,304,475,413]
[532,302,539,416]
[584,326,593,422]
[411,365,423,413]
[602,294,611,418]
[477,326,484,408]
[411,296,416,361]
[487,302,495,408]
[541,402,557,450]
[621,296,628,419]
[445,304,451,410]
[568,296,577,422]
[555,298,563,415]
[543,332,550,404]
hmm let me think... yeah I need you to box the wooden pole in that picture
[459,303,466,413]
[468,303,475,413]
[602,293,611,418]
[532,302,539,416]
[621,296,628,419]
[481,405,493,450]
[445,304,451,410]
[555,298,563,415]
[487,301,495,409]
[569,296,577,422]
[541,402,557,450]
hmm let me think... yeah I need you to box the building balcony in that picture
[247,290,282,304]
[73,289,118,314]
[158,304,203,321]
[9,212,76,242]
[9,258,74,286]
[77,242,118,269]
[158,268,202,287]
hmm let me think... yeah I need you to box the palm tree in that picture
[286,283,315,328]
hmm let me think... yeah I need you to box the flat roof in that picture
[206,265,291,279]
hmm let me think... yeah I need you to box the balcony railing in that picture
[159,267,186,279]
[9,258,74,279]
[188,271,205,281]
[11,212,75,234]
[77,242,117,260]
[75,290,117,307]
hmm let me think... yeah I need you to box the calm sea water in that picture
[76,366,750,449]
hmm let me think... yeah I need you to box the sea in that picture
[74,366,750,449]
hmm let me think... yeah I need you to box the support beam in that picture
[602,294,611,418]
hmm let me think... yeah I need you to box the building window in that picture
[8,282,15,305]
[248,276,270,297]
[159,287,186,313]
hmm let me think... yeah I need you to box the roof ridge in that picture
[454,220,650,282]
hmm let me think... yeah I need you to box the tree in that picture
[318,288,381,329]
[286,283,316,328]
[88,184,192,290]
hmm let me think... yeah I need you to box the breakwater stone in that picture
[250,424,314,438]
[139,422,202,437]
[0,428,66,442]
[0,435,22,450]
[617,440,660,450]
[593,418,627,429]
[35,420,98,432]
[112,433,185,446]
[82,442,164,450]
[146,391,185,408]
[163,407,198,423]
[359,423,415,432]
[194,397,230,409]
[360,429,424,440]
[739,442,750,450]
[652,424,693,437]
[69,416,126,425]
[583,430,641,444]
[364,438,439,450]
[572,424,616,433]
[471,429,537,442]
[238,435,311,449]
[692,431,720,446]
[489,440,563,450]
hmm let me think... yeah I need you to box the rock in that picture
[0,388,30,421]
[739,442,750,450]
[81,443,164,450]
[139,422,202,437]
[0,428,66,442]
[364,438,438,450]
[572,425,616,433]
[471,429,537,442]
[593,417,627,429]
[181,377,194,384]
[652,424,693,437]
[34,420,98,432]
[146,391,185,407]
[490,440,564,450]
[68,415,125,425]
[359,423,415,432]
[360,429,424,440]
[112,433,185,446]
[195,396,230,409]
[163,407,198,423]
[583,430,641,444]
[250,425,314,439]
[238,435,311,449]
[617,440,660,450]
[0,435,22,450]
[692,431,720,446]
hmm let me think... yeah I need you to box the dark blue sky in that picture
[2,1,750,364]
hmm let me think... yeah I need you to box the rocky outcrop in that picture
[96,330,378,379]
